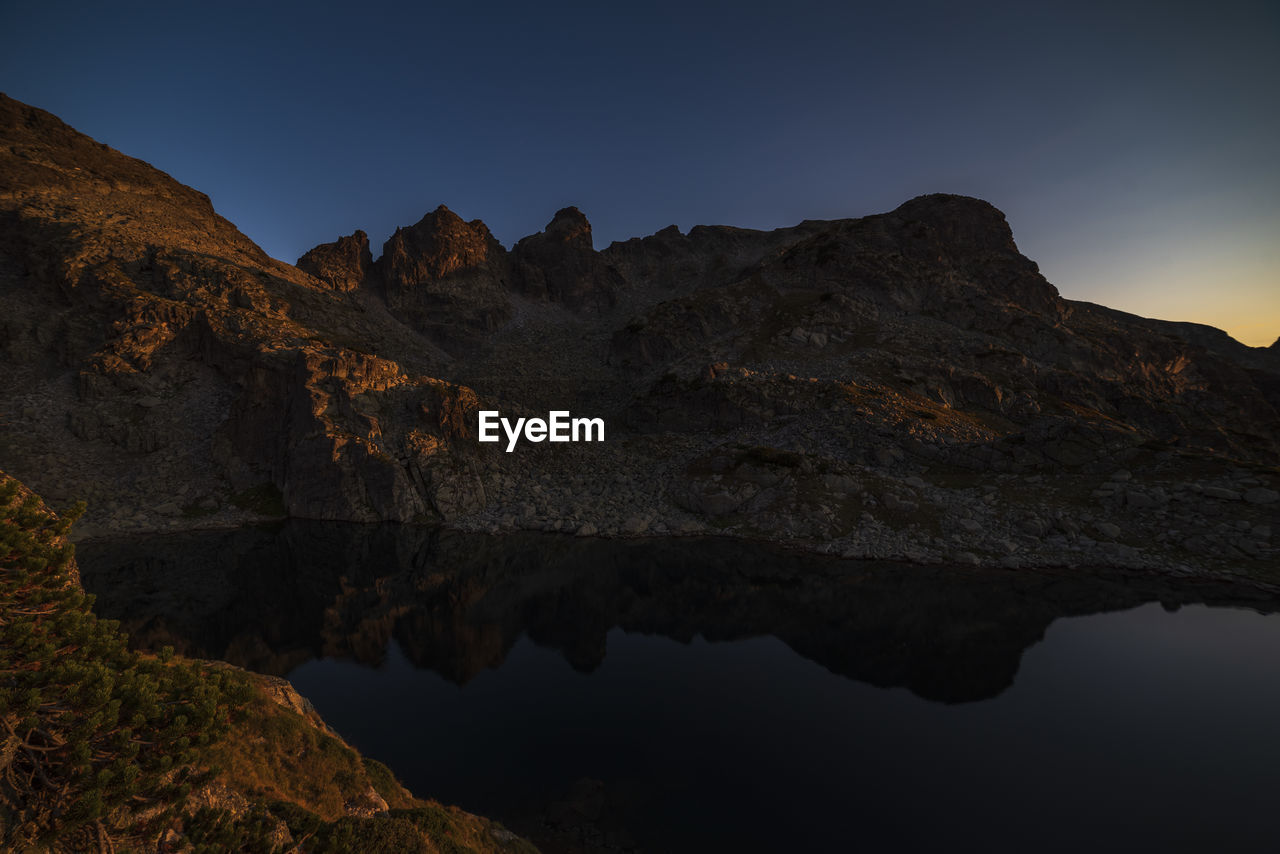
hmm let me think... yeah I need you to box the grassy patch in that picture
[366,758,417,809]
[0,475,255,849]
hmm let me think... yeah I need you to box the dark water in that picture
[78,524,1280,852]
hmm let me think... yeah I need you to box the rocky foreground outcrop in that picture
[0,92,1277,580]
[0,470,534,852]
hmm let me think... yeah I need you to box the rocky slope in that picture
[1,92,1277,580]
[0,470,535,852]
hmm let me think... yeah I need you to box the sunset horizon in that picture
[3,0,1275,346]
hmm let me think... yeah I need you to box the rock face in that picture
[1,92,1278,577]
[0,93,484,529]
[376,205,512,350]
[296,230,375,292]
[510,206,621,311]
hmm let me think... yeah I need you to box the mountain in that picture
[0,92,1276,576]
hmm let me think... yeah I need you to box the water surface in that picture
[79,524,1280,852]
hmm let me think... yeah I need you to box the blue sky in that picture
[3,0,1277,344]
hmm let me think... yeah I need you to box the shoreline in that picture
[74,519,1280,604]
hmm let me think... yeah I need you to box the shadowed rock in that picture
[510,206,622,312]
[0,93,486,527]
[296,230,375,292]
[375,205,512,350]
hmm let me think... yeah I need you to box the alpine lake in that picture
[78,523,1280,853]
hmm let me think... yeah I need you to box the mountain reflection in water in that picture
[78,524,1280,852]
[78,523,1274,703]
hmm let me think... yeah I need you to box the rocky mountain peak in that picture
[379,206,506,284]
[888,193,1019,254]
[510,206,619,311]
[543,205,592,240]
[370,206,511,350]
[296,229,373,292]
[0,93,296,294]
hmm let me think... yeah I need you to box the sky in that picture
[2,1,1277,345]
